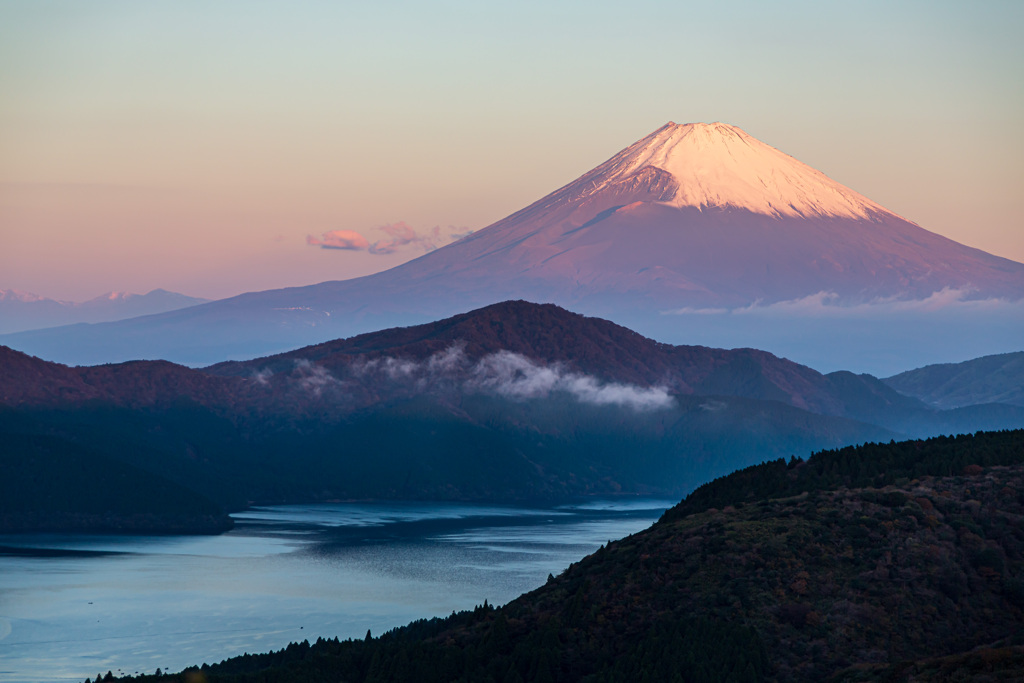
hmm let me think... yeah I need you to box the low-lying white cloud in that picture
[293,359,341,397]
[426,344,466,374]
[429,348,673,410]
[558,373,675,410]
[470,351,562,398]
[280,345,674,411]
[663,288,1024,318]
[468,350,675,409]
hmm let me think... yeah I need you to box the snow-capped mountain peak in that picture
[581,122,896,220]
[0,289,55,304]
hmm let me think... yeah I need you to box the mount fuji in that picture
[4,122,1023,370]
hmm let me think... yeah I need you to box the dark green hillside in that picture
[664,428,1024,521]
[0,431,232,534]
[110,430,1024,682]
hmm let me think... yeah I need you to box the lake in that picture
[0,498,671,683]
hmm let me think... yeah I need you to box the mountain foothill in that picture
[2,300,1022,535]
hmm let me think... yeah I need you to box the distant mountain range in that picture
[2,301,1021,532]
[884,351,1024,409]
[0,288,208,335]
[3,122,1022,370]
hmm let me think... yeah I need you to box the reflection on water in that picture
[0,498,671,683]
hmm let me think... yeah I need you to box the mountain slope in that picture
[0,302,905,519]
[4,123,1022,367]
[111,430,1024,683]
[884,351,1024,409]
[0,301,920,423]
[0,345,246,408]
[357,122,1024,309]
[206,300,871,417]
[2,302,1020,526]
[204,301,1024,437]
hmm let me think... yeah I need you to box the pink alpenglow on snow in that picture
[595,122,896,220]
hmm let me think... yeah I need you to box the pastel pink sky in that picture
[1,1,1021,301]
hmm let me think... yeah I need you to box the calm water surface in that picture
[0,499,671,682]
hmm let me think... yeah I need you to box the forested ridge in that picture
[104,429,1024,682]
[665,428,1024,521]
[4,302,1023,533]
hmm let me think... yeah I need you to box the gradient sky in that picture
[1,0,1022,301]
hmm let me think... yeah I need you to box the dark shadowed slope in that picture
[0,432,232,534]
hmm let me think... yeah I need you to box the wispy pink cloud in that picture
[308,223,474,255]
[369,222,418,254]
[369,222,474,254]
[306,230,371,250]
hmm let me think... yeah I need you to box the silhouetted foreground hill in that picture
[108,430,1024,682]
